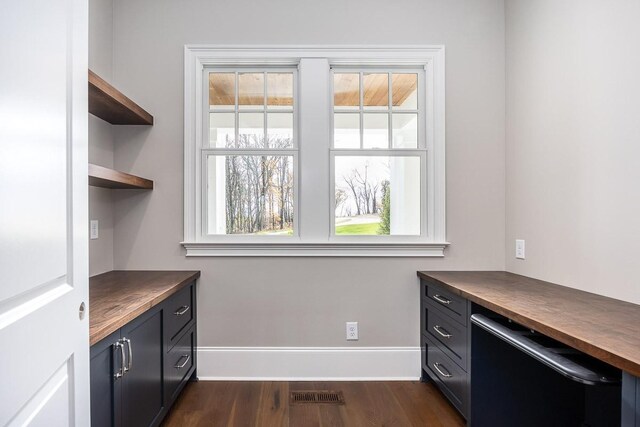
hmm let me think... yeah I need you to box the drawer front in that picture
[165,326,195,404]
[423,334,467,417]
[422,279,468,326]
[426,308,467,369]
[164,283,194,347]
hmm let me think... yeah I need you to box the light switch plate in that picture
[90,220,99,240]
[515,239,525,259]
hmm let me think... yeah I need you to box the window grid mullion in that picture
[234,71,239,147]
[359,72,364,149]
[388,72,392,149]
[263,71,268,148]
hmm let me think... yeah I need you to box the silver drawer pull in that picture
[123,338,132,373]
[174,305,190,316]
[432,294,452,305]
[113,342,125,379]
[174,354,191,369]
[433,362,452,378]
[433,325,452,339]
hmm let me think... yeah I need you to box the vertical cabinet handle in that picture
[123,338,132,373]
[113,342,125,380]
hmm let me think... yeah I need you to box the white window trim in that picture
[183,45,448,257]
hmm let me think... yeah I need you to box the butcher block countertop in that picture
[89,270,200,345]
[417,271,640,377]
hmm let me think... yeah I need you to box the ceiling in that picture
[209,72,417,109]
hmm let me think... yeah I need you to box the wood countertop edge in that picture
[89,271,201,346]
[417,271,640,377]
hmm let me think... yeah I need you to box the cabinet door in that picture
[120,309,164,427]
[90,330,122,427]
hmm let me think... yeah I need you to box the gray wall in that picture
[109,0,506,348]
[505,0,640,304]
[88,0,115,277]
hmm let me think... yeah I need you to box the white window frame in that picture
[183,46,447,257]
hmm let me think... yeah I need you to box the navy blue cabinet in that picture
[420,278,470,418]
[623,372,640,427]
[121,309,164,427]
[90,330,122,427]
[90,281,197,427]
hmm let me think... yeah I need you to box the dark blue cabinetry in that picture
[419,277,639,426]
[420,278,471,419]
[623,372,640,427]
[90,281,197,427]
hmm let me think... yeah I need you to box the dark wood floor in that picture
[162,380,465,426]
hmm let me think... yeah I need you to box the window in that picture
[332,70,424,237]
[206,70,297,236]
[184,47,446,256]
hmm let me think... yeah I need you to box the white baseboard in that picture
[197,346,421,381]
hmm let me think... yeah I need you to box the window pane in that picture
[209,73,235,109]
[209,112,235,148]
[334,113,360,148]
[207,155,294,235]
[363,73,388,110]
[363,113,388,149]
[392,74,418,109]
[267,113,293,148]
[334,73,359,110]
[238,112,264,148]
[334,156,420,235]
[267,73,293,109]
[238,73,264,109]
[392,113,418,148]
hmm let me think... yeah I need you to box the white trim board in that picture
[183,242,448,257]
[197,346,421,381]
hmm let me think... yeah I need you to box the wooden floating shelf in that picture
[89,163,153,190]
[88,70,154,125]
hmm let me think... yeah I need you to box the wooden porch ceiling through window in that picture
[208,72,417,108]
[209,73,293,107]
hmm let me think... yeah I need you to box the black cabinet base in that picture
[90,281,197,427]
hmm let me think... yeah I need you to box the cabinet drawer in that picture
[422,279,468,326]
[164,283,194,347]
[423,334,467,417]
[165,326,195,403]
[426,308,467,369]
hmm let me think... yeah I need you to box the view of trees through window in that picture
[335,156,420,236]
[222,153,293,235]
[208,135,294,236]
[336,158,390,235]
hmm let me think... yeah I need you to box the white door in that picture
[0,0,90,425]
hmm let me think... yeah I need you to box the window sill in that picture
[181,242,449,257]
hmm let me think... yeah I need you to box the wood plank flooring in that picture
[162,381,465,426]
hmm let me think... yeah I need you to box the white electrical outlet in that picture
[346,322,358,341]
[515,239,525,259]
[90,220,99,240]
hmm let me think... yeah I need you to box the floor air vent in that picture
[290,391,345,405]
